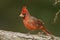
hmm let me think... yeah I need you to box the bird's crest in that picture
[21,6,29,14]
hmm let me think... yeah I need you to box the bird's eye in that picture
[23,13,26,16]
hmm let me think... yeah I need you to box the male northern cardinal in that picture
[19,6,51,35]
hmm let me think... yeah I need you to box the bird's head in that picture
[19,6,29,18]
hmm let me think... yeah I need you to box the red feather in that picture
[20,6,52,35]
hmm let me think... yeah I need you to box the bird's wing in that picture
[30,16,44,27]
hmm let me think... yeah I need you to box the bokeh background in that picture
[0,0,60,36]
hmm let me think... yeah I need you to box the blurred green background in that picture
[0,0,60,36]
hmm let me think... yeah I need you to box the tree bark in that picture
[0,30,60,40]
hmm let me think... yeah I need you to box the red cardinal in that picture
[19,6,51,35]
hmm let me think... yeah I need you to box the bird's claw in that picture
[26,32,31,36]
[37,32,44,36]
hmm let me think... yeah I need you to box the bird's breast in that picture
[23,19,37,30]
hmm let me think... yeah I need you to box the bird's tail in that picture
[39,26,52,35]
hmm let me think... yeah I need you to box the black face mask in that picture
[23,13,26,19]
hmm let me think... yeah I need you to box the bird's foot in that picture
[26,32,31,36]
[37,32,44,36]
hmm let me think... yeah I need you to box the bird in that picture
[19,6,51,35]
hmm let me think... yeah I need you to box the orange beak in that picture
[19,13,24,17]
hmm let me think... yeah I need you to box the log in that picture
[0,30,60,40]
